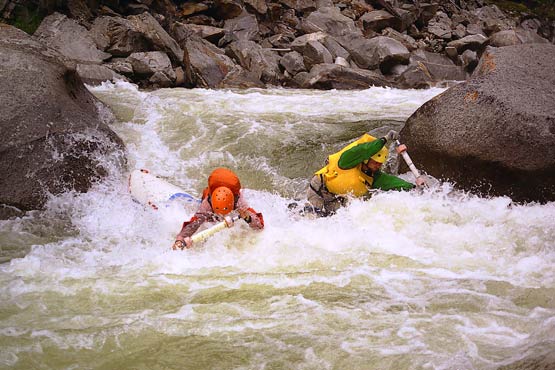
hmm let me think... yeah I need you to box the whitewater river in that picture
[1,83,554,370]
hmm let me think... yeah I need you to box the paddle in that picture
[191,215,241,244]
[395,140,435,188]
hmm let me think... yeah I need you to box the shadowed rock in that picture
[397,49,466,88]
[340,35,409,73]
[301,6,362,37]
[34,12,111,64]
[225,40,281,84]
[0,25,125,217]
[89,12,184,65]
[301,63,389,89]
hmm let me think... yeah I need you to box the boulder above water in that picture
[400,44,555,203]
[0,25,125,218]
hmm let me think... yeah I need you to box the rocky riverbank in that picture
[1,0,554,90]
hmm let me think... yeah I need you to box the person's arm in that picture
[176,212,213,240]
[173,198,217,249]
[372,171,415,191]
[236,193,264,229]
[338,138,386,169]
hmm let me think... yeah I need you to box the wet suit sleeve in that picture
[176,198,218,239]
[372,171,415,191]
[236,193,264,229]
[338,138,386,169]
[176,212,214,239]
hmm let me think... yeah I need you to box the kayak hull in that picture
[128,169,198,210]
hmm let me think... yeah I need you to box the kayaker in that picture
[306,130,418,216]
[172,167,264,250]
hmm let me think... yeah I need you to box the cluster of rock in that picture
[3,0,553,90]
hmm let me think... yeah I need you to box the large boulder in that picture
[301,63,389,89]
[34,12,111,64]
[301,6,362,37]
[290,32,333,70]
[400,44,555,203]
[181,35,263,88]
[0,25,125,217]
[89,13,184,65]
[340,36,410,73]
[225,40,281,85]
[397,49,466,89]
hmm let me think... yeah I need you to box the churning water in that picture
[0,82,554,370]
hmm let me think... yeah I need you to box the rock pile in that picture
[2,0,553,90]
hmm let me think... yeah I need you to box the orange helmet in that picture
[211,186,235,215]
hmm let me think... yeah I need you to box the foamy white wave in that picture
[2,85,554,370]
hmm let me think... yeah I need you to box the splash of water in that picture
[1,83,554,370]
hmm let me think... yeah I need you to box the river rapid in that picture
[1,83,554,370]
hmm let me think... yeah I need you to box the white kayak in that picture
[128,169,199,210]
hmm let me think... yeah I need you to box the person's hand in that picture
[384,130,399,142]
[172,237,193,250]
[172,240,184,250]
[415,176,427,188]
[238,208,252,223]
[224,216,235,227]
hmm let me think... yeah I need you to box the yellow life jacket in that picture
[315,134,378,196]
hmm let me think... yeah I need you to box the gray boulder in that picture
[397,49,466,89]
[487,29,521,47]
[280,51,306,75]
[341,36,409,73]
[212,0,244,20]
[360,10,398,33]
[473,5,517,35]
[218,11,260,47]
[76,64,127,85]
[225,40,282,85]
[290,32,333,70]
[171,22,225,44]
[428,11,452,39]
[301,63,389,89]
[182,35,262,88]
[447,34,488,53]
[400,44,555,203]
[301,6,362,37]
[34,12,111,64]
[488,28,550,47]
[90,13,183,65]
[127,51,174,76]
[0,25,125,217]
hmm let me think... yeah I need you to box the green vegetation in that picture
[8,5,45,34]
[485,0,555,21]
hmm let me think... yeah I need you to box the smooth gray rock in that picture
[76,64,127,85]
[0,25,125,216]
[219,11,260,46]
[280,51,306,75]
[341,36,409,72]
[89,13,183,65]
[360,10,397,33]
[428,11,452,39]
[225,40,281,84]
[301,6,362,37]
[447,34,488,53]
[301,63,389,89]
[126,51,175,80]
[33,12,111,64]
[396,49,466,89]
[401,44,555,203]
[182,36,234,87]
